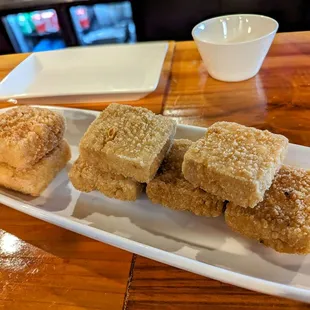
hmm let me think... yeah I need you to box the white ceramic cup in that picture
[192,14,278,82]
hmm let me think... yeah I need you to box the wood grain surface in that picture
[0,32,310,310]
[0,42,175,113]
[0,205,133,310]
[163,32,310,147]
[125,256,310,310]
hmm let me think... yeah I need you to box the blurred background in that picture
[0,0,309,54]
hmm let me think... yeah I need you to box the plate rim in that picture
[0,105,309,303]
[0,42,168,100]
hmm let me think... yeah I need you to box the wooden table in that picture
[0,32,310,310]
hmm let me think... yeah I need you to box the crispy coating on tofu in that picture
[0,106,65,169]
[225,166,310,254]
[79,103,176,183]
[0,140,71,196]
[69,156,144,201]
[182,122,288,208]
[147,139,224,217]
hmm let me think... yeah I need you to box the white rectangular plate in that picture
[0,106,309,303]
[0,42,168,102]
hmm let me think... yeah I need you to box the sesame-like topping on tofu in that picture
[225,166,310,253]
[0,106,65,168]
[81,103,176,164]
[197,122,288,181]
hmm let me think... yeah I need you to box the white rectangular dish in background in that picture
[0,106,309,303]
[0,42,168,102]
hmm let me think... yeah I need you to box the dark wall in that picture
[0,24,13,54]
[132,0,308,41]
[132,0,220,41]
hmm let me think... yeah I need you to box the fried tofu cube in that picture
[182,122,288,208]
[225,166,310,254]
[0,106,65,169]
[147,139,224,217]
[0,140,71,196]
[69,157,144,201]
[79,103,176,183]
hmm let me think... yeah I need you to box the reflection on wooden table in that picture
[164,32,310,147]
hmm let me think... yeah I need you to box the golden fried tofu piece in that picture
[147,139,224,217]
[183,122,288,208]
[79,103,176,183]
[0,106,65,169]
[0,140,71,196]
[69,157,144,201]
[225,166,310,254]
